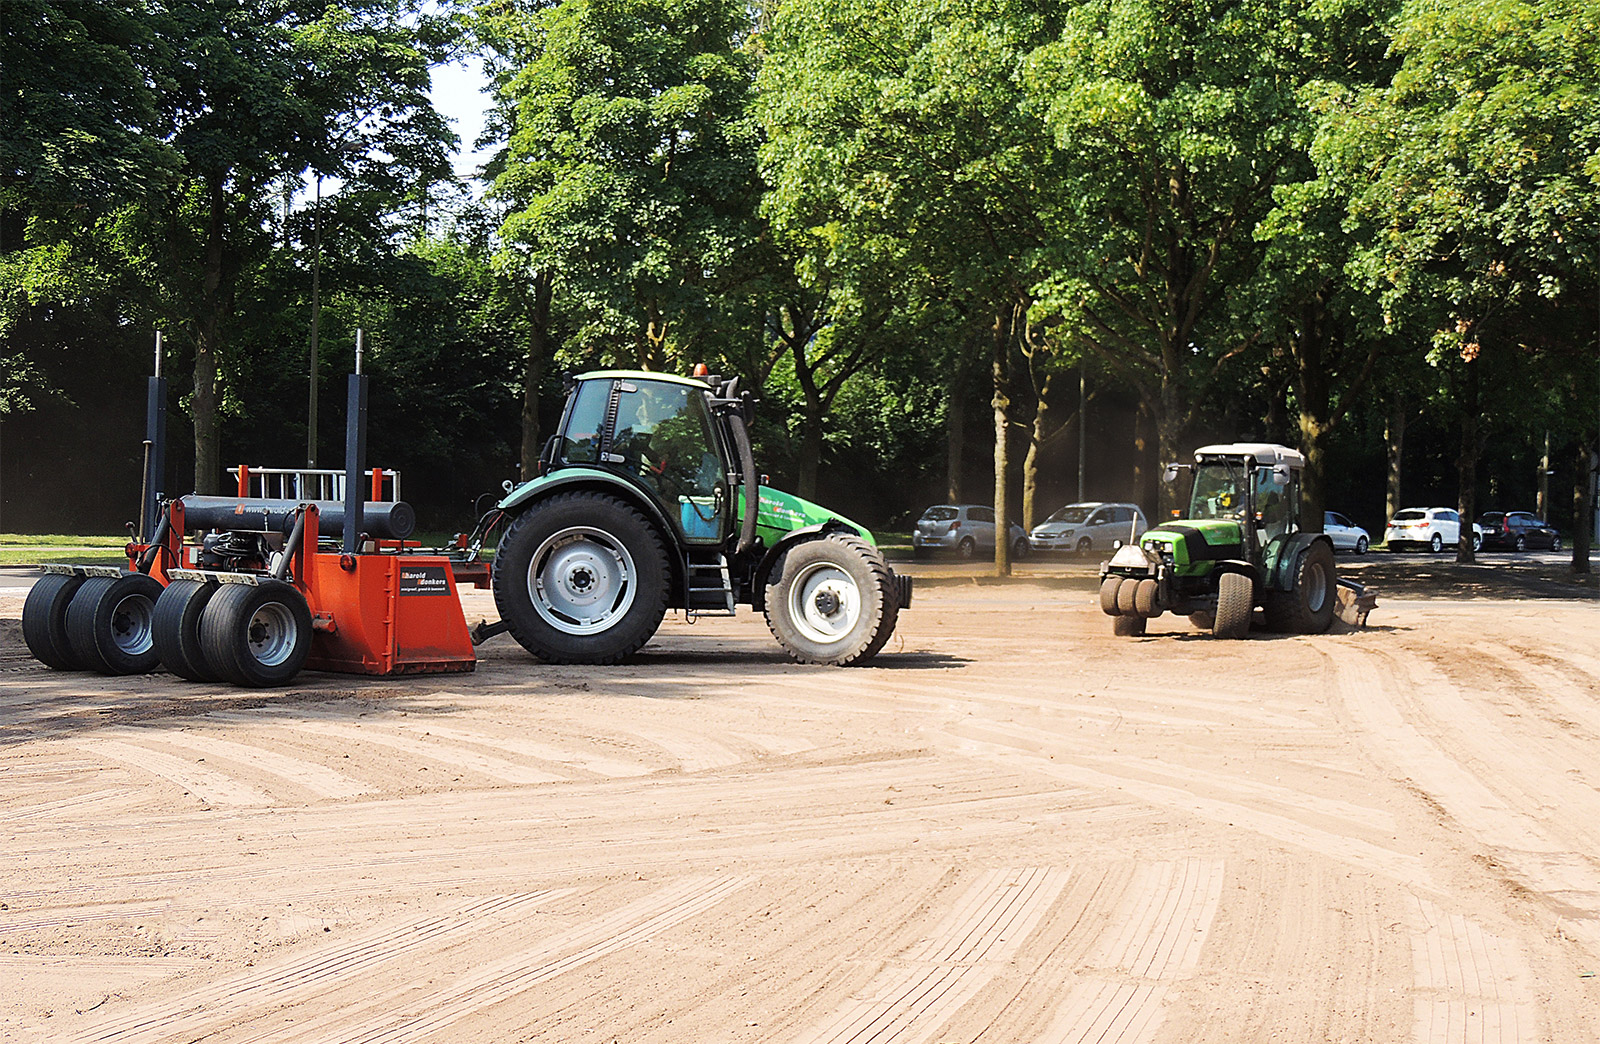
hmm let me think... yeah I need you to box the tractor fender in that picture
[749,520,870,613]
[497,469,687,603]
[1211,559,1265,600]
[1266,533,1334,592]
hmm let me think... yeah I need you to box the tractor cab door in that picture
[1252,465,1296,547]
[608,380,729,544]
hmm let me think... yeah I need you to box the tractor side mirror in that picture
[1272,463,1291,481]
[1163,463,1190,483]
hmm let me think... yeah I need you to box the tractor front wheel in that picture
[493,492,670,664]
[765,533,898,666]
[1263,542,1337,634]
[1212,572,1253,639]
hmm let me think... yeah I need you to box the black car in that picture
[1477,511,1561,552]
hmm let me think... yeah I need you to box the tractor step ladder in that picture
[685,548,736,614]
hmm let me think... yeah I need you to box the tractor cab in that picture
[1180,443,1306,556]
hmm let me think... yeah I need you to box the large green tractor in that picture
[488,370,910,666]
[1098,443,1336,638]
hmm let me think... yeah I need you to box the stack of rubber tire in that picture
[23,572,313,688]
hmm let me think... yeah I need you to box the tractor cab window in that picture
[1254,467,1292,545]
[611,382,725,504]
[558,379,610,465]
[1190,462,1248,521]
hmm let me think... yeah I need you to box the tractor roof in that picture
[1192,442,1306,468]
[575,369,711,390]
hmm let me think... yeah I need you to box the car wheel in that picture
[1473,532,1482,553]
[956,537,976,559]
[1551,535,1562,552]
[1012,536,1029,561]
[1355,535,1368,555]
[1514,534,1525,552]
[1430,533,1443,553]
[1076,537,1093,555]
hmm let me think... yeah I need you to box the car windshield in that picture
[921,507,958,522]
[1045,506,1092,524]
[1393,510,1426,521]
[1189,462,1248,521]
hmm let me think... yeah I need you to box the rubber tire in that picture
[65,573,163,675]
[765,532,899,666]
[493,492,670,664]
[1116,579,1139,615]
[1099,577,1122,616]
[1473,532,1482,553]
[1430,533,1443,553]
[1188,611,1215,631]
[1514,534,1525,552]
[1077,537,1093,556]
[22,573,87,670]
[199,580,313,688]
[1552,535,1562,552]
[1133,578,1159,617]
[153,580,220,682]
[1012,536,1030,561]
[1212,572,1253,639]
[956,537,976,560]
[1112,614,1146,637]
[1263,542,1337,635]
[1355,536,1368,555]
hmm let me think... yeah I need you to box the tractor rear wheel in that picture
[765,532,898,666]
[493,492,670,664]
[1263,542,1337,634]
[199,580,312,687]
[153,580,220,681]
[66,573,163,675]
[1212,572,1253,639]
[22,573,88,669]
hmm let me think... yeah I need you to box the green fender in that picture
[750,520,873,612]
[497,467,687,557]
[1265,532,1335,592]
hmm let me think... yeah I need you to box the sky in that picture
[428,57,497,180]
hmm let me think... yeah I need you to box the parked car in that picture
[1029,502,1148,555]
[1477,511,1562,552]
[1323,511,1370,554]
[1384,507,1483,552]
[913,504,1029,559]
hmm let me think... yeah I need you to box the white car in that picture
[1030,502,1147,554]
[1323,511,1370,554]
[1384,507,1483,553]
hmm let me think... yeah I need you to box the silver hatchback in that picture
[913,505,1029,559]
[1030,502,1147,555]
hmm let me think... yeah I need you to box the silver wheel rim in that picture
[110,594,154,656]
[246,601,298,667]
[1304,561,1328,612]
[787,562,861,645]
[1431,534,1442,552]
[528,526,636,635]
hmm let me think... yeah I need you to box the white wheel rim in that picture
[787,562,862,645]
[246,602,297,667]
[110,594,154,656]
[1304,561,1328,612]
[529,526,636,635]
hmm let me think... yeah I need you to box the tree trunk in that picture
[991,312,1011,577]
[1022,403,1046,533]
[1385,395,1406,526]
[192,175,227,495]
[1455,364,1480,563]
[1574,441,1595,575]
[518,273,554,482]
[1298,414,1328,534]
[798,410,823,501]
[945,369,965,504]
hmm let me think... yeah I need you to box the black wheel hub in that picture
[570,567,595,592]
[813,590,841,616]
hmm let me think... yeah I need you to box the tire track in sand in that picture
[1037,859,1225,1044]
[108,726,374,799]
[71,738,276,807]
[1410,897,1538,1044]
[789,867,1071,1044]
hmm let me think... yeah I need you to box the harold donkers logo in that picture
[399,565,450,596]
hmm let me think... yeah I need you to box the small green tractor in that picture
[1098,443,1337,638]
[486,369,910,666]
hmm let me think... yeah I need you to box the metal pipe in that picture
[343,331,369,555]
[177,496,414,540]
[273,508,306,581]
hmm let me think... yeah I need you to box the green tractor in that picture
[1098,443,1336,638]
[487,369,910,666]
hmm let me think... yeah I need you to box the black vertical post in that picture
[144,332,167,542]
[342,331,368,555]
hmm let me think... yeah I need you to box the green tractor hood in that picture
[738,485,875,548]
[1141,519,1244,575]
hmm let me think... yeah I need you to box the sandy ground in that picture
[2,556,1599,1043]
